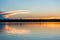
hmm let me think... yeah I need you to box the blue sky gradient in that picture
[0,0,60,11]
[0,0,60,18]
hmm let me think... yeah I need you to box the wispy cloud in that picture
[4,10,32,18]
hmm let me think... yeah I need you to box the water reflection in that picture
[4,24,31,34]
[1,22,60,35]
[0,22,60,40]
[0,22,5,32]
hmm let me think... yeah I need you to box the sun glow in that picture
[41,17,55,19]
[40,16,60,19]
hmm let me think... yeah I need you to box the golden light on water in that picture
[21,22,60,28]
[40,22,60,28]
[3,22,60,35]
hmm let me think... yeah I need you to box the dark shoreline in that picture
[0,19,60,22]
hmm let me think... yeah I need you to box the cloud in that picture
[4,10,32,18]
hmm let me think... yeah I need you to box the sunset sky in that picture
[0,0,60,18]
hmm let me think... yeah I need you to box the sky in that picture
[0,0,60,18]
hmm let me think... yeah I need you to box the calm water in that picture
[0,22,60,40]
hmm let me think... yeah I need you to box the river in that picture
[0,22,60,40]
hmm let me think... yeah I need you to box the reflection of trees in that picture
[0,22,5,32]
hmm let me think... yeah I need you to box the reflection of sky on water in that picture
[0,22,60,40]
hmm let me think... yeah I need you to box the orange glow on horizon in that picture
[3,10,60,19]
[21,16,60,19]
